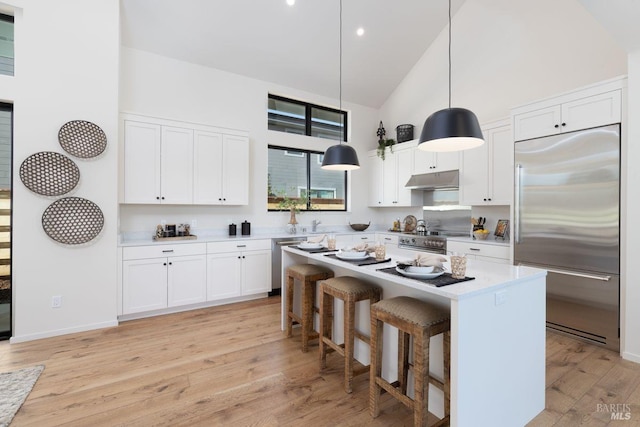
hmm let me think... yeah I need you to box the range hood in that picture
[405,170,459,190]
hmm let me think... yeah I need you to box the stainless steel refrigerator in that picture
[514,124,620,351]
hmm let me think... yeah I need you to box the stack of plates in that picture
[336,250,368,261]
[298,241,323,250]
[396,265,445,279]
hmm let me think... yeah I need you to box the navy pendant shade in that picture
[418,107,484,152]
[321,143,360,171]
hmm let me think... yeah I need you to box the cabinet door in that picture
[561,90,621,134]
[167,255,207,307]
[488,125,513,205]
[222,135,249,205]
[241,249,272,295]
[193,130,224,205]
[207,253,242,300]
[434,152,460,172]
[413,148,436,174]
[513,105,562,141]
[368,153,384,206]
[382,150,397,205]
[395,148,415,206]
[460,139,489,206]
[161,126,194,204]
[122,258,167,314]
[123,121,162,204]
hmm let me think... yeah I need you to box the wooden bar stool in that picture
[319,276,382,393]
[369,296,451,427]
[285,264,334,352]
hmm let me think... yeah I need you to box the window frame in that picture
[267,145,347,212]
[268,94,348,142]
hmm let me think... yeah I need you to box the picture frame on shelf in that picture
[494,219,509,240]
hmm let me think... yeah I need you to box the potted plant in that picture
[376,121,396,160]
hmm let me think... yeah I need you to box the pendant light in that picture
[418,0,484,152]
[321,0,360,171]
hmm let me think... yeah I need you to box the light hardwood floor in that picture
[0,296,638,426]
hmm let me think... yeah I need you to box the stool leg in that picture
[286,275,294,338]
[443,330,451,419]
[319,287,332,369]
[413,329,430,427]
[369,312,383,418]
[301,279,314,353]
[398,329,410,395]
[344,298,355,393]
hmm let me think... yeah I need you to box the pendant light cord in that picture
[448,0,451,109]
[339,0,344,142]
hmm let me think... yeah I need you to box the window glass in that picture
[268,97,305,135]
[0,14,14,77]
[268,146,346,211]
[311,107,344,141]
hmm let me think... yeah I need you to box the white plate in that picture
[336,251,369,261]
[395,266,445,279]
[298,242,323,249]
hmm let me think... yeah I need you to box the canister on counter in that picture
[229,223,237,236]
[241,220,251,235]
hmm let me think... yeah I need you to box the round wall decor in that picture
[58,120,107,158]
[42,197,104,245]
[19,151,80,196]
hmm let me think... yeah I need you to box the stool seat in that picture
[370,296,451,427]
[372,296,449,328]
[285,264,334,352]
[319,276,381,393]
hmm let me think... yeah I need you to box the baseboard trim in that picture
[622,351,640,364]
[9,319,119,344]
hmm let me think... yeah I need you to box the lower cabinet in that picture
[122,243,207,315]
[446,240,510,264]
[206,239,272,301]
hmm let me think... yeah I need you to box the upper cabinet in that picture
[368,143,422,207]
[122,114,249,205]
[460,120,513,206]
[413,146,459,174]
[513,78,623,141]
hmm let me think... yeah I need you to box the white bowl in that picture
[405,266,436,274]
[298,241,323,249]
[337,250,367,259]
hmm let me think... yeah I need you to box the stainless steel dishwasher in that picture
[270,237,306,296]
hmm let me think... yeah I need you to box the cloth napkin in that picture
[353,243,375,254]
[307,234,325,243]
[414,253,447,269]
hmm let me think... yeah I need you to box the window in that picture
[0,14,14,77]
[267,146,346,211]
[268,94,347,142]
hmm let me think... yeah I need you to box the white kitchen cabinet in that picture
[334,233,375,249]
[122,243,207,315]
[368,144,422,207]
[123,121,193,204]
[413,147,460,174]
[206,240,272,300]
[513,86,622,141]
[447,240,510,264]
[194,132,249,205]
[460,121,513,206]
[122,114,249,206]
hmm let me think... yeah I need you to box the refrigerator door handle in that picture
[514,164,522,243]
[517,262,612,282]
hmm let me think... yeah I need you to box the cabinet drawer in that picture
[207,239,271,254]
[375,233,399,245]
[447,241,510,260]
[123,243,207,260]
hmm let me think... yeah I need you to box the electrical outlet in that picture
[161,219,167,227]
[51,295,62,308]
[191,219,197,228]
[495,290,508,306]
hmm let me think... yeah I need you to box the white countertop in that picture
[283,246,544,301]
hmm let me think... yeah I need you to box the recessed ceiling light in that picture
[286,0,295,5]
[356,27,365,36]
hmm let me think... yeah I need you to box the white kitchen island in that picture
[281,246,547,427]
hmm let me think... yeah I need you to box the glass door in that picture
[0,103,11,338]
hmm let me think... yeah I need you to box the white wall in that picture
[623,51,640,362]
[119,48,381,235]
[0,0,119,341]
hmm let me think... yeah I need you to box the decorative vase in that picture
[288,208,298,225]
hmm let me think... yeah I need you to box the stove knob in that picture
[411,238,416,243]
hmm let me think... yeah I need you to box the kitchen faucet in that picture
[312,219,321,232]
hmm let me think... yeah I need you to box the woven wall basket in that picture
[42,197,104,245]
[19,151,80,196]
[58,120,107,159]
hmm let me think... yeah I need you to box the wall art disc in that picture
[58,120,107,158]
[19,151,80,196]
[42,197,104,245]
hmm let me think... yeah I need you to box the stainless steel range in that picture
[398,234,447,254]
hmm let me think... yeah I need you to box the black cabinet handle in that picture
[561,123,566,126]
[483,198,487,201]
[156,196,160,200]
[237,256,241,259]
[161,196,165,200]
[469,248,481,251]
[554,124,559,128]
[242,256,245,259]
[168,262,172,265]
[488,198,492,201]
[163,262,167,266]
